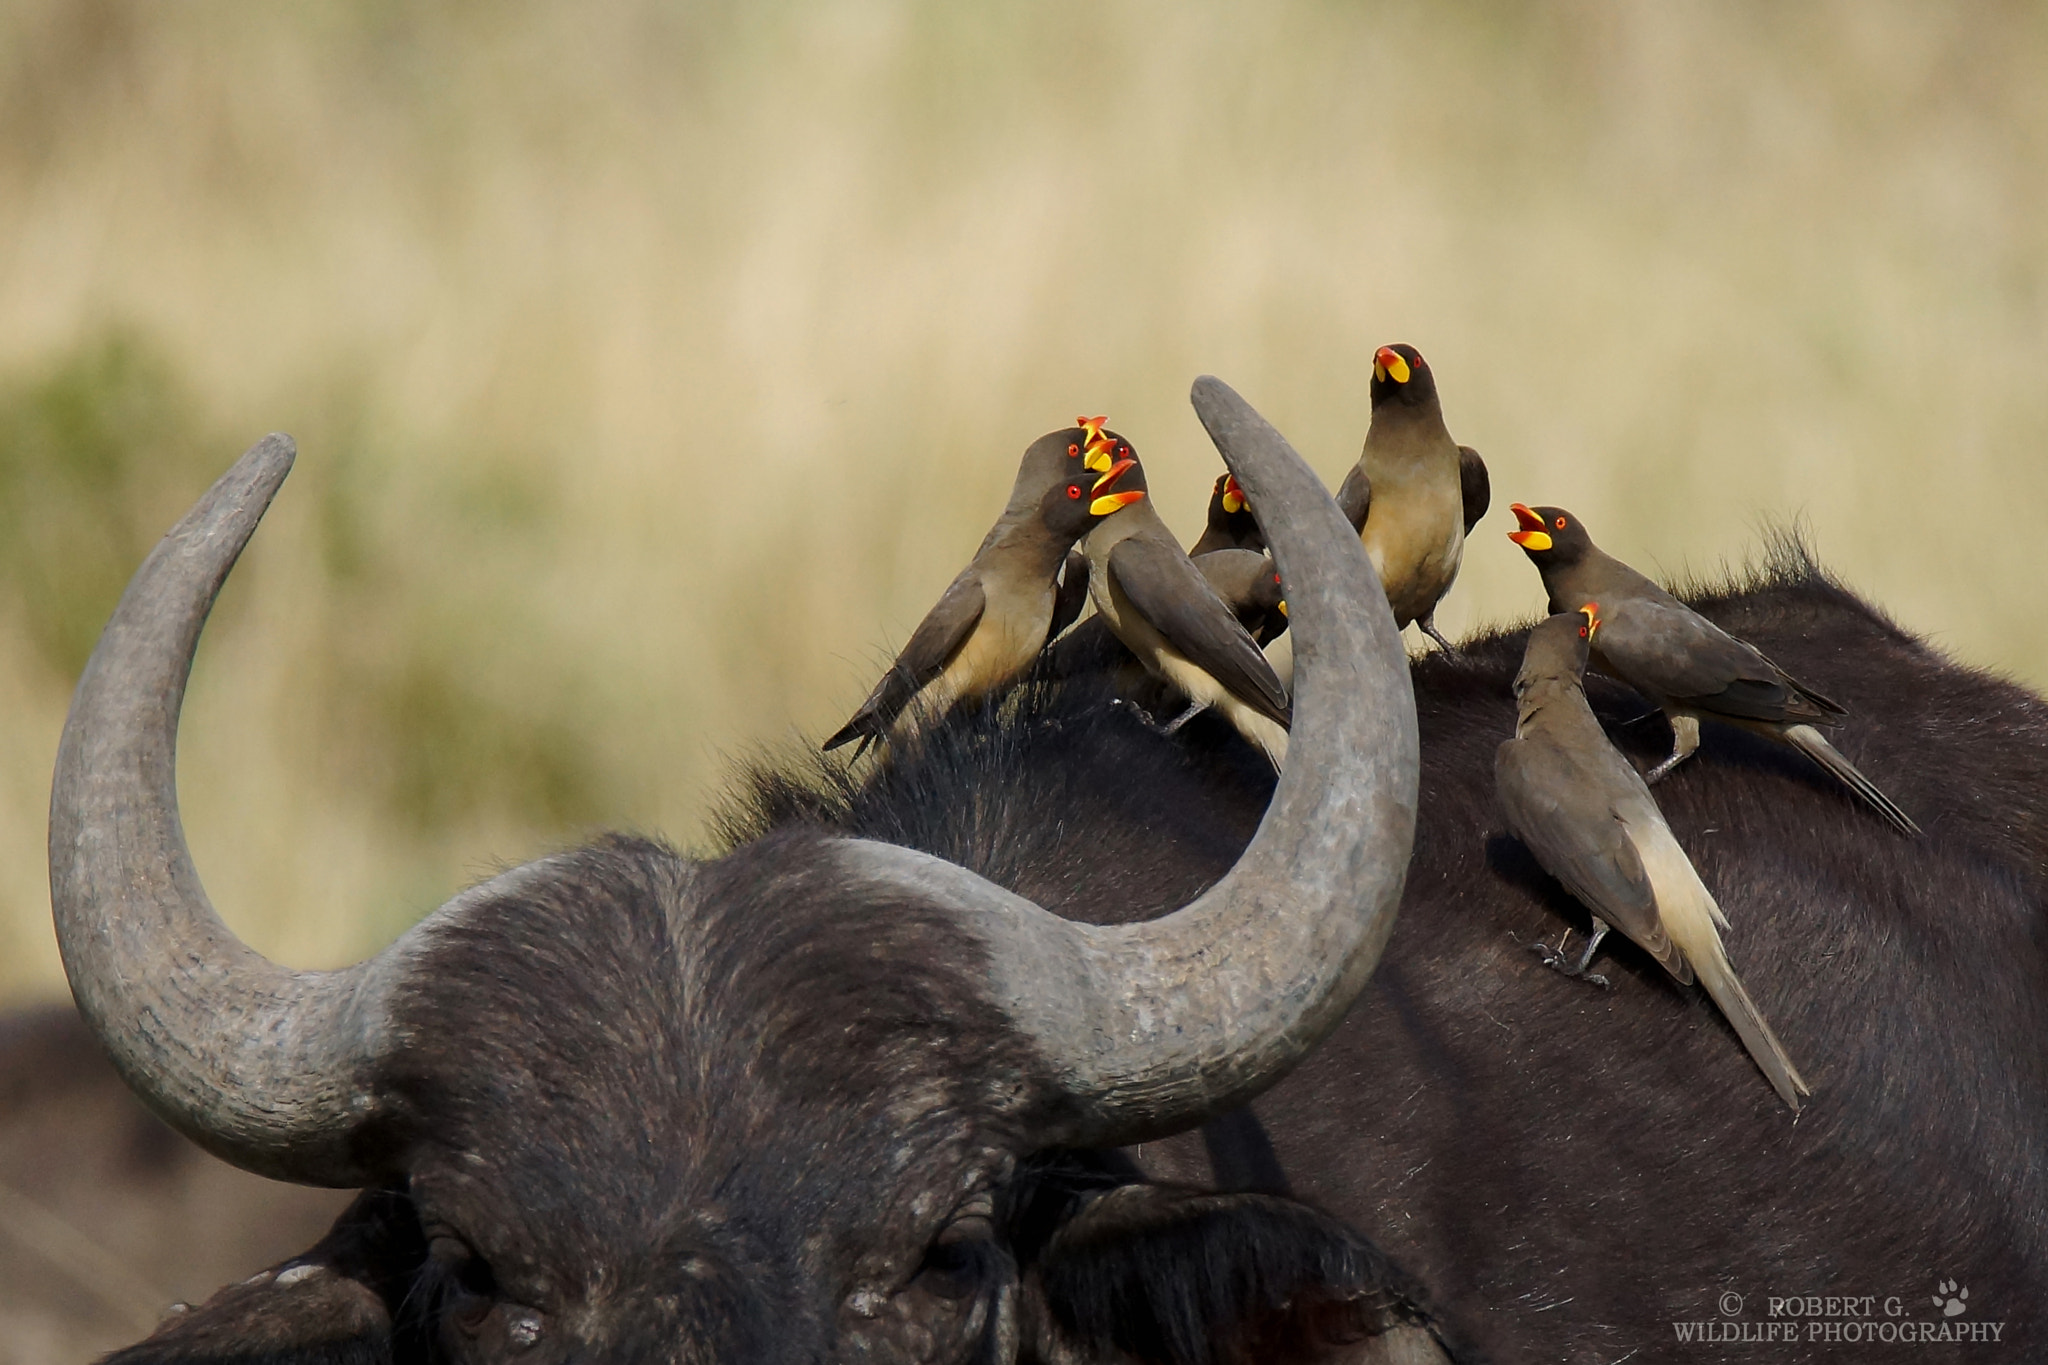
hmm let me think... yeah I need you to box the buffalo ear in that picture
[1019,1184,1459,1365]
[101,1187,425,1365]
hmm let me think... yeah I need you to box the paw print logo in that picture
[1932,1281,1969,1317]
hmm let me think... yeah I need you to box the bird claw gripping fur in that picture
[1526,930,1612,991]
[1110,696,1207,737]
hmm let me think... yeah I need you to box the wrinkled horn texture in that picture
[838,376,1419,1145]
[47,435,396,1186]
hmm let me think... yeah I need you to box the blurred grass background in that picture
[0,0,2043,1005]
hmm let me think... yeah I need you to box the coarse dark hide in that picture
[92,821,1456,1365]
[77,539,2046,1365]
[732,539,2048,1363]
[62,399,1452,1365]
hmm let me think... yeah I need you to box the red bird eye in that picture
[1579,626,1588,638]
[1067,444,1079,456]
[1273,573,1281,584]
[1067,485,1082,499]
[1554,517,1567,529]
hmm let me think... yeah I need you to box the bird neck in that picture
[989,514,1088,578]
[1513,673,1591,735]
[1082,501,1162,560]
[1537,547,1633,614]
[1362,406,1455,478]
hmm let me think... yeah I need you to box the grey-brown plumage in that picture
[1508,503,1918,835]
[1196,547,1288,646]
[1335,344,1488,654]
[1496,609,1811,1112]
[1079,450,1292,768]
[825,428,1136,753]
[1190,472,1265,557]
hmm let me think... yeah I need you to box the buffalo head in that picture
[51,380,1427,1362]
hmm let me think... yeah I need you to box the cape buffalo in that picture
[51,381,1466,1364]
[730,539,2048,1364]
[45,387,2048,1363]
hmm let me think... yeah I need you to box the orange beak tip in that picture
[1091,456,1137,493]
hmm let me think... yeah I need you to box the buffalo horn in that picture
[48,435,406,1186]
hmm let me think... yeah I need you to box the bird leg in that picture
[1644,714,1701,785]
[1111,697,1208,736]
[1527,922,1612,990]
[1417,614,1461,658]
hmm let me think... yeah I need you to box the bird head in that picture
[1515,605,1598,695]
[1041,450,1145,537]
[1507,503,1593,563]
[1368,343,1438,410]
[1077,418,1138,478]
[1010,421,1118,516]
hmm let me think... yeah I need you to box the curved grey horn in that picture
[49,436,396,1186]
[836,376,1419,1145]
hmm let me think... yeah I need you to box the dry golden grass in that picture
[1,0,2044,1008]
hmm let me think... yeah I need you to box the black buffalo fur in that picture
[723,543,2048,1363]
[97,545,2047,1364]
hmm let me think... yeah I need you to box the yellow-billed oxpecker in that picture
[1078,441,1293,768]
[1508,503,1918,835]
[1336,343,1489,654]
[1190,472,1265,557]
[1496,606,1811,1112]
[1196,547,1288,647]
[824,424,1144,754]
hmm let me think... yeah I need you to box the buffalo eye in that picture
[913,1216,995,1302]
[428,1234,497,1334]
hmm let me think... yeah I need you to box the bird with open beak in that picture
[1334,343,1490,654]
[1075,434,1293,768]
[1507,503,1917,835]
[824,423,1145,755]
[1496,605,1812,1112]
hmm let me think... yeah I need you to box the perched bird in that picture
[1189,472,1265,556]
[1187,473,1286,641]
[1078,444,1293,768]
[971,414,1111,556]
[1507,503,1918,835]
[1496,607,1811,1112]
[1335,344,1489,654]
[1196,548,1288,646]
[824,427,1145,753]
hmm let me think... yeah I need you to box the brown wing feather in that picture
[1109,536,1290,725]
[1495,733,1691,983]
[1335,463,1371,536]
[823,573,986,749]
[1458,446,1489,534]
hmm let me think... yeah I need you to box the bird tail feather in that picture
[1784,724,1919,836]
[1222,699,1289,772]
[1639,830,1811,1112]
